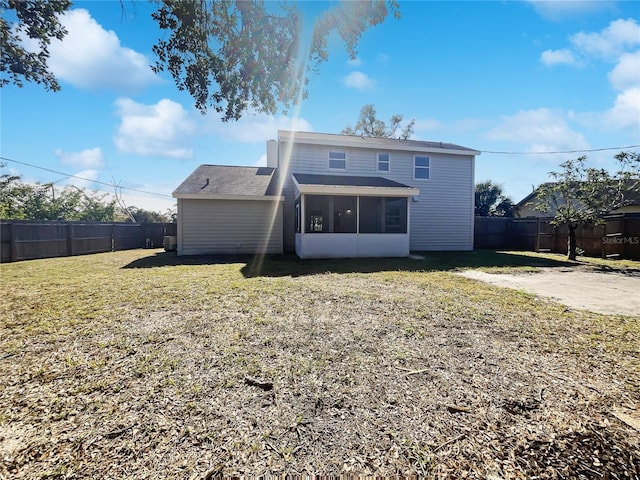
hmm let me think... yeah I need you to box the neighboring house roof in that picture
[515,181,640,217]
[293,173,420,196]
[515,183,553,209]
[278,130,480,156]
[173,165,280,200]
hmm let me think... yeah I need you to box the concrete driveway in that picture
[459,268,640,317]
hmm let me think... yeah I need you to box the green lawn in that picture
[1,249,638,478]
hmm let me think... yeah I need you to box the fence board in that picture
[0,221,175,263]
[475,214,640,259]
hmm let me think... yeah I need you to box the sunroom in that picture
[292,174,420,259]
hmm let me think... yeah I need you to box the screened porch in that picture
[292,174,419,259]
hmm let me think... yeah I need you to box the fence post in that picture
[110,223,115,252]
[67,223,75,256]
[9,222,17,262]
[622,214,628,259]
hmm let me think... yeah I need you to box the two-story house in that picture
[172,130,479,258]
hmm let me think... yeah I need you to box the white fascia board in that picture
[173,193,283,201]
[278,131,480,156]
[293,180,419,197]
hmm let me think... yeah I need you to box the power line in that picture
[481,145,640,155]
[0,156,174,199]
[3,142,639,193]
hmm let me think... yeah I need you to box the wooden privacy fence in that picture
[474,213,640,260]
[0,221,177,262]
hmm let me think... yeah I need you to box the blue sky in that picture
[2,0,639,213]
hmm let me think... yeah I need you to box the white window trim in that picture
[328,150,347,170]
[377,152,390,173]
[413,155,430,180]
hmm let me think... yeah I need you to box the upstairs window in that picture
[377,153,390,172]
[414,156,430,179]
[329,151,346,169]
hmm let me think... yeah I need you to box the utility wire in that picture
[0,156,174,199]
[481,145,640,155]
[3,143,639,193]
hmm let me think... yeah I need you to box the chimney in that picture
[266,140,278,168]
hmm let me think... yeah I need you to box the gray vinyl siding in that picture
[279,142,474,251]
[178,198,283,255]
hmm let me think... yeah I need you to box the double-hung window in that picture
[329,151,346,170]
[414,156,430,179]
[377,153,390,172]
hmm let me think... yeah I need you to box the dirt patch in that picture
[458,268,640,316]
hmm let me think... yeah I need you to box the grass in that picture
[1,249,639,479]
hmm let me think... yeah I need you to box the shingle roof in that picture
[293,173,412,189]
[173,165,278,197]
[516,181,640,207]
[279,130,480,155]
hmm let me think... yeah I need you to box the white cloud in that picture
[64,169,99,190]
[488,108,590,154]
[54,147,105,169]
[603,87,640,131]
[205,113,312,144]
[343,71,375,90]
[527,1,616,21]
[102,184,176,213]
[608,50,640,91]
[540,48,581,66]
[538,19,640,134]
[347,57,363,67]
[42,9,159,91]
[571,18,640,60]
[114,98,195,158]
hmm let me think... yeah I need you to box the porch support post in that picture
[356,196,360,234]
[407,195,411,237]
[301,195,305,234]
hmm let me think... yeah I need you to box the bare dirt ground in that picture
[458,267,640,317]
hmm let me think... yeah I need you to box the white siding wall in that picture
[278,142,474,251]
[178,198,283,255]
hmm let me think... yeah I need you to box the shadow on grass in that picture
[122,250,576,277]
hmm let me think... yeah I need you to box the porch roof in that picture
[292,173,420,197]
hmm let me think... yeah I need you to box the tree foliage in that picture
[342,104,415,139]
[475,181,514,217]
[0,0,71,90]
[1,165,175,222]
[3,0,399,121]
[534,152,640,260]
[126,206,174,224]
[1,165,113,221]
[151,0,399,120]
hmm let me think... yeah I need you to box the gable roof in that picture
[517,181,640,207]
[278,130,480,156]
[173,165,280,199]
[516,183,553,207]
